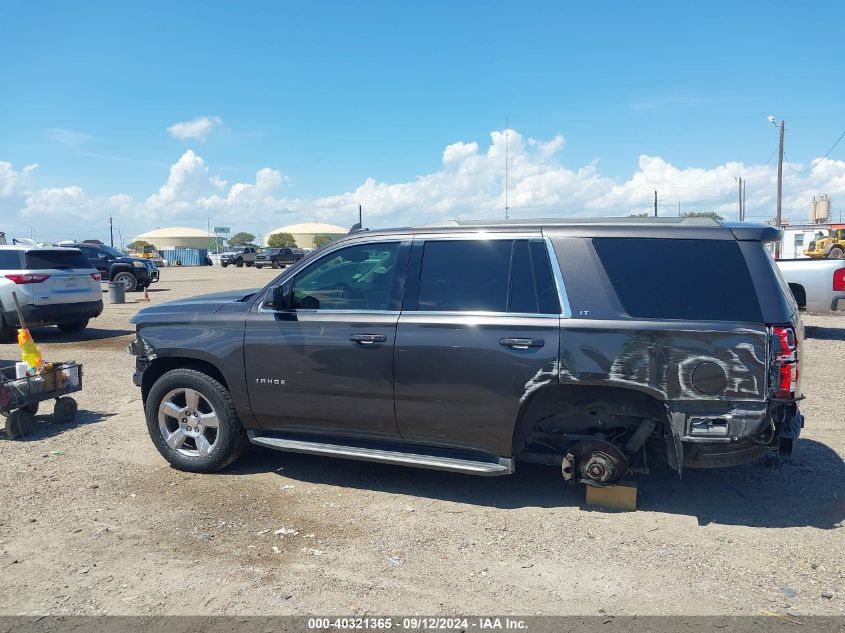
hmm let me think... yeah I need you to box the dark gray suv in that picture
[128,218,804,486]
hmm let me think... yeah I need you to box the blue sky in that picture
[2,0,845,241]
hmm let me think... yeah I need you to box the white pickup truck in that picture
[776,258,845,312]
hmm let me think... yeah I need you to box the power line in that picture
[782,127,845,174]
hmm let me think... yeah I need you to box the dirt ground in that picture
[0,265,843,616]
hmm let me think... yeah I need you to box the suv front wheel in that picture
[145,368,248,472]
[114,271,138,292]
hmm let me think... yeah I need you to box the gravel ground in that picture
[0,266,843,616]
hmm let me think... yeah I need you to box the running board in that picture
[248,434,514,476]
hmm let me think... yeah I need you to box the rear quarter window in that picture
[25,249,91,270]
[593,238,763,322]
[0,250,23,269]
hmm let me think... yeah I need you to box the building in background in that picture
[133,227,215,250]
[777,224,831,259]
[263,222,347,248]
[133,227,215,267]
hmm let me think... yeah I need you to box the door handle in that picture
[499,337,545,350]
[350,333,387,345]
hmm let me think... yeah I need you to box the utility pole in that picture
[775,119,785,257]
[742,179,746,222]
[653,190,658,217]
[109,215,114,247]
[358,204,362,227]
[678,199,681,217]
[737,177,743,221]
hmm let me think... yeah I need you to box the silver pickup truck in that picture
[776,258,845,312]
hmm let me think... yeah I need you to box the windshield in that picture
[100,245,128,258]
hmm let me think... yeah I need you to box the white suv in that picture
[0,245,103,341]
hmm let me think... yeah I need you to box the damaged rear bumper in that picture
[665,401,803,474]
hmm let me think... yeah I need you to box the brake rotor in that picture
[562,439,629,486]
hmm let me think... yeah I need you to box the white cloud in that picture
[0,161,37,197]
[167,115,224,142]
[47,128,94,147]
[4,128,845,242]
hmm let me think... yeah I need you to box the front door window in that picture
[291,242,401,311]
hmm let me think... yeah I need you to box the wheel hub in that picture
[158,388,220,457]
[562,439,629,486]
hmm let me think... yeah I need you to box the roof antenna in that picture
[504,117,510,220]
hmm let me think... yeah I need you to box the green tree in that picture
[682,211,725,221]
[266,232,297,248]
[228,232,256,246]
[628,212,650,218]
[127,239,151,252]
[312,233,337,248]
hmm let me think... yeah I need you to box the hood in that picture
[130,288,259,324]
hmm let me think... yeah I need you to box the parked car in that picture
[254,248,306,269]
[220,246,257,268]
[0,245,103,341]
[60,242,159,292]
[776,258,845,312]
[128,218,803,486]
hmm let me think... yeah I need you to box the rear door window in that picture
[415,239,559,314]
[418,240,512,312]
[592,238,762,322]
[25,249,91,270]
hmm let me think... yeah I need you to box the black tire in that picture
[255,265,263,269]
[5,410,34,439]
[235,258,244,268]
[145,368,248,473]
[829,247,844,259]
[0,312,14,344]
[682,440,769,469]
[113,271,138,292]
[57,319,89,334]
[21,402,39,416]
[271,260,280,269]
[137,282,149,291]
[53,397,77,423]
[246,261,253,267]
[221,263,229,268]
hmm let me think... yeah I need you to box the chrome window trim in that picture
[544,237,572,318]
[400,310,560,320]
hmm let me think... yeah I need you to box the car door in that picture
[244,238,411,440]
[394,236,562,457]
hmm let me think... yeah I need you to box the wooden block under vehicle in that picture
[585,481,638,511]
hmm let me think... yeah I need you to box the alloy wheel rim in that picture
[158,388,220,457]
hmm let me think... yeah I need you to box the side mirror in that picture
[266,281,292,311]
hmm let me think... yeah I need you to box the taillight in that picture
[834,267,845,292]
[5,274,50,284]
[90,272,102,281]
[772,325,798,399]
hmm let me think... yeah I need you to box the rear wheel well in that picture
[511,385,667,455]
[787,283,806,309]
[141,357,229,404]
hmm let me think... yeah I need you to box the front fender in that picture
[108,263,134,280]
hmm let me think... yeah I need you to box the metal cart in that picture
[0,362,83,439]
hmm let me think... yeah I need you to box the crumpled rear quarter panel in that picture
[558,320,769,402]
